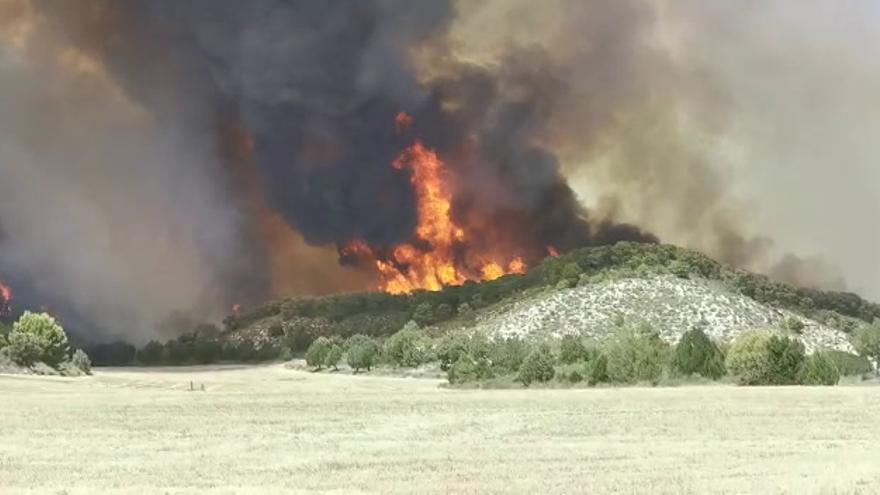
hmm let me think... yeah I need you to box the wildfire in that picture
[342,114,528,294]
[0,280,12,316]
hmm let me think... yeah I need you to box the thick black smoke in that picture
[35,0,652,255]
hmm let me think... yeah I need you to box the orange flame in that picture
[0,281,12,316]
[546,245,560,258]
[343,121,528,294]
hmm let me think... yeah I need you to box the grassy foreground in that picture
[1,366,878,494]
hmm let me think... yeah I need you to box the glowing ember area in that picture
[0,280,12,316]
[342,122,528,294]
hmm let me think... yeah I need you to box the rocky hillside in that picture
[212,243,877,356]
[473,275,854,353]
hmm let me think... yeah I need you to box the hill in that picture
[214,242,875,356]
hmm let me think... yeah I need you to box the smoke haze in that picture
[0,0,877,341]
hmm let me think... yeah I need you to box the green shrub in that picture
[800,352,840,386]
[7,311,69,367]
[670,327,725,379]
[765,335,806,385]
[489,338,529,373]
[853,325,880,374]
[447,354,494,384]
[559,335,589,364]
[517,347,555,387]
[436,334,469,371]
[324,344,343,370]
[305,337,332,370]
[71,349,92,374]
[786,317,805,334]
[726,331,805,385]
[383,321,434,367]
[604,325,669,385]
[346,334,379,373]
[588,353,609,385]
[137,340,164,365]
[822,350,872,376]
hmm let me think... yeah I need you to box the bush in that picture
[346,334,379,373]
[383,321,434,367]
[726,331,805,385]
[822,350,872,376]
[137,340,165,365]
[670,327,725,379]
[604,325,669,385]
[436,334,469,371]
[765,335,806,385]
[7,311,69,367]
[324,344,343,370]
[447,354,493,384]
[489,338,529,373]
[517,347,555,387]
[786,317,805,334]
[853,325,880,373]
[800,352,840,386]
[305,337,332,370]
[559,335,589,364]
[588,353,609,385]
[71,349,92,374]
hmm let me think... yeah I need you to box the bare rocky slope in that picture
[472,275,855,353]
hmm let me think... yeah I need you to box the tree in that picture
[559,335,588,364]
[670,327,725,379]
[305,337,332,370]
[346,334,379,373]
[324,344,343,371]
[7,311,69,367]
[71,349,92,375]
[726,330,805,385]
[853,325,880,374]
[800,352,840,386]
[383,321,434,367]
[436,334,469,371]
[447,354,493,384]
[137,340,164,365]
[604,325,669,385]
[517,347,556,387]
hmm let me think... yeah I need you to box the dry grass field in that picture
[1,365,878,494]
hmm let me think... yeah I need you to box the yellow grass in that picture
[1,365,878,494]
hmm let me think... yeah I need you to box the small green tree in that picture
[7,311,69,367]
[786,317,805,334]
[604,325,669,385]
[346,334,379,373]
[559,335,588,364]
[137,340,165,365]
[588,353,609,385]
[436,334,469,371]
[383,321,434,367]
[800,352,840,386]
[447,354,494,384]
[71,349,92,375]
[671,327,725,379]
[726,330,805,385]
[324,344,343,371]
[489,338,530,373]
[853,325,880,374]
[765,335,806,385]
[305,337,332,370]
[517,347,555,387]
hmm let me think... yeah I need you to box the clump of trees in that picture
[0,311,91,375]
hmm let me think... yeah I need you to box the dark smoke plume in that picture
[1,0,876,340]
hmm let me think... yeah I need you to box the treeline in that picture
[301,320,880,387]
[223,243,880,348]
[0,311,92,376]
[90,242,880,367]
[88,324,289,367]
